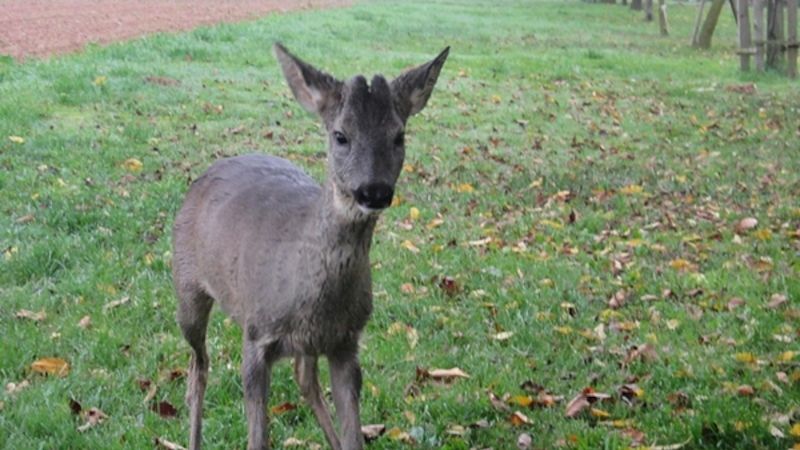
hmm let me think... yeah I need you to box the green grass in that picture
[1,0,799,448]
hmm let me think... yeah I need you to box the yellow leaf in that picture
[8,135,25,144]
[491,95,502,104]
[670,258,696,272]
[409,207,420,221]
[778,351,796,362]
[93,76,107,86]
[122,158,143,172]
[400,240,420,254]
[540,219,563,229]
[554,326,573,335]
[619,184,644,195]
[590,408,611,419]
[754,229,772,241]
[4,246,18,261]
[512,395,534,407]
[426,218,444,229]
[456,183,475,193]
[735,352,756,364]
[31,357,70,377]
[790,423,800,438]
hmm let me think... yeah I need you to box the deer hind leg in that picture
[177,286,214,450]
[294,356,342,450]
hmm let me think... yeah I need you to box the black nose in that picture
[353,183,394,210]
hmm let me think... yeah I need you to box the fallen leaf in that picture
[8,135,25,144]
[152,400,178,418]
[727,297,745,310]
[438,276,460,296]
[15,309,46,322]
[736,385,755,397]
[401,240,420,254]
[69,398,83,415]
[608,289,627,309]
[735,217,758,233]
[155,437,187,450]
[492,331,514,341]
[625,344,658,364]
[270,402,296,415]
[77,407,108,432]
[565,393,591,418]
[790,423,800,438]
[488,391,512,413]
[31,357,70,377]
[409,207,420,221]
[767,293,788,309]
[509,411,532,426]
[5,380,30,395]
[103,296,130,311]
[425,367,470,381]
[590,407,611,418]
[456,183,475,193]
[517,432,533,449]
[78,315,92,329]
[445,424,467,436]
[122,158,143,173]
[361,424,386,441]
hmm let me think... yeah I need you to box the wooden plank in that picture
[659,0,670,35]
[738,0,753,70]
[754,0,766,70]
[788,0,798,77]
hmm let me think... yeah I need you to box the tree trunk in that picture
[788,0,798,77]
[695,0,727,48]
[754,0,766,70]
[631,0,643,11]
[738,0,753,70]
[767,0,785,69]
[645,0,654,20]
[692,0,708,45]
[659,0,670,35]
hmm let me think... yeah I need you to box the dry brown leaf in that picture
[155,437,187,450]
[736,385,755,397]
[517,432,533,449]
[31,357,70,377]
[565,393,591,418]
[625,344,658,364]
[361,424,386,441]
[5,380,30,395]
[767,293,788,309]
[77,315,92,329]
[445,424,467,436]
[488,391,512,413]
[152,400,178,418]
[735,217,758,233]
[77,407,108,432]
[103,296,130,311]
[509,411,532,426]
[426,367,470,381]
[727,297,745,310]
[608,289,627,309]
[15,309,46,322]
[270,402,297,415]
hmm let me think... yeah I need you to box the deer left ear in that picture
[274,43,343,119]
[390,47,450,121]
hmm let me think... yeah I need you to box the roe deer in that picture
[172,43,449,450]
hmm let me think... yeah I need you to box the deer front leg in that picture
[329,352,364,450]
[294,356,342,450]
[242,339,275,450]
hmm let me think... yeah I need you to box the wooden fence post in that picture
[767,0,785,69]
[738,0,753,70]
[788,0,798,77]
[754,0,766,70]
[659,0,670,35]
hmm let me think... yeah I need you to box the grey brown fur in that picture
[172,43,448,450]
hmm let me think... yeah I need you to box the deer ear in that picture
[274,43,342,117]
[390,47,449,121]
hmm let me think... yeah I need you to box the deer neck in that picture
[310,178,378,268]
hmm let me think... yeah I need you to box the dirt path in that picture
[0,0,350,60]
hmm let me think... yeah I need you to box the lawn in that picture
[1,0,799,448]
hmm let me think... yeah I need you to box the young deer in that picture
[172,43,448,450]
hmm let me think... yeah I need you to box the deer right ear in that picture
[274,43,343,118]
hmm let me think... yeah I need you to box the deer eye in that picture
[394,132,405,147]
[333,131,349,146]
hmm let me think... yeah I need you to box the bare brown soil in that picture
[0,0,350,60]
